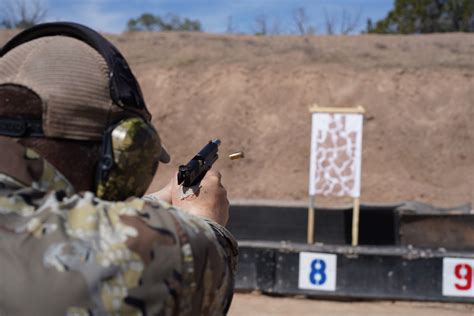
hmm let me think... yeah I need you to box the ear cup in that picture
[96,117,162,201]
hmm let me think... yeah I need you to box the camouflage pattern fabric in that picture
[0,138,238,316]
[96,117,163,201]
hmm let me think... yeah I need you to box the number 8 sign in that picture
[298,252,337,291]
[443,258,474,297]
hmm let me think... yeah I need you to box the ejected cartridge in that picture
[228,152,244,160]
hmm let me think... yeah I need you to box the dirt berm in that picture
[1,30,472,206]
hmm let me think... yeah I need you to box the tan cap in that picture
[0,35,170,162]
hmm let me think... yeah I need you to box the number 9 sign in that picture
[443,258,474,297]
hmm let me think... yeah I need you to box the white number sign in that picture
[443,258,474,297]
[298,252,337,291]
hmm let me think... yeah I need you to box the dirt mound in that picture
[1,31,473,206]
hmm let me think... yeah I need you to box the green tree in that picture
[126,13,201,32]
[368,0,474,33]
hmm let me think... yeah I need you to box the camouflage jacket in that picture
[0,138,238,316]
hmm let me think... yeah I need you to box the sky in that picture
[40,0,394,34]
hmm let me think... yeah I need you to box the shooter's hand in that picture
[152,170,229,226]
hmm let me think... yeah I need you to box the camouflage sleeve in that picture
[121,198,238,315]
[0,139,237,315]
[2,192,237,316]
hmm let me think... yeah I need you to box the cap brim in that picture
[159,144,170,163]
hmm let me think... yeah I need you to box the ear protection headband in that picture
[0,22,150,119]
[0,22,165,201]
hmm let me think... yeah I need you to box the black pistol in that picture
[177,139,221,187]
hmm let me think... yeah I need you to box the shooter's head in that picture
[0,22,169,200]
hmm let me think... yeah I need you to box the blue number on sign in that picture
[309,259,327,285]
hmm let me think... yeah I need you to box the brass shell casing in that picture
[228,152,244,160]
